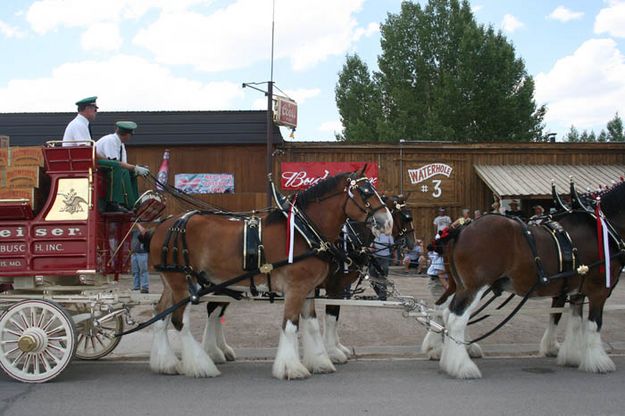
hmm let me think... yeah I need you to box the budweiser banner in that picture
[175,173,234,194]
[280,162,379,190]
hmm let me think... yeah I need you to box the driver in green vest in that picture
[95,121,150,212]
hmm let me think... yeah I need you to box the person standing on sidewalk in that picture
[369,233,395,300]
[131,223,149,293]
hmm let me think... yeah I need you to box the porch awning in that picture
[474,164,625,198]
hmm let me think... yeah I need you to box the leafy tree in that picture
[334,54,382,142]
[335,0,545,142]
[564,126,580,142]
[606,112,624,142]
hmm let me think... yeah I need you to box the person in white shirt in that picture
[95,121,149,212]
[433,207,452,236]
[62,96,98,147]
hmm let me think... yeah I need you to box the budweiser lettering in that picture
[282,170,330,189]
[408,163,453,185]
[280,162,380,191]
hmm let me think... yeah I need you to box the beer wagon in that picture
[0,141,165,383]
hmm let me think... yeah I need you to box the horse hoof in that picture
[443,360,482,379]
[338,343,352,358]
[206,347,227,364]
[326,347,348,364]
[539,341,560,358]
[304,356,337,374]
[467,343,483,359]
[579,353,616,374]
[426,347,442,361]
[151,359,181,375]
[222,345,237,361]
[273,362,311,380]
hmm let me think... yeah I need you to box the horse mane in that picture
[266,172,351,224]
[580,180,625,217]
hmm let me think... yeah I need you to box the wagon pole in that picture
[108,217,141,267]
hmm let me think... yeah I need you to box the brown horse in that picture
[147,171,392,379]
[199,195,415,365]
[432,185,625,378]
[323,194,415,363]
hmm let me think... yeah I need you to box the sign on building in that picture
[405,162,456,203]
[273,96,298,129]
[280,162,379,190]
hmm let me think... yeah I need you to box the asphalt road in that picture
[1,357,625,416]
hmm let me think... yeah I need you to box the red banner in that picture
[280,162,379,190]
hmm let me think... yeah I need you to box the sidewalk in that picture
[105,268,625,361]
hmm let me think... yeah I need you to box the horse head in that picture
[344,171,393,237]
[383,194,415,249]
[587,180,625,239]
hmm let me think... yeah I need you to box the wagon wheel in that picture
[0,300,77,383]
[71,304,123,360]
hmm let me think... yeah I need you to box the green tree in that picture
[334,54,382,142]
[335,0,545,142]
[606,112,624,142]
[564,125,580,142]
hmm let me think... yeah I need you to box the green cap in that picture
[116,120,138,134]
[75,96,98,107]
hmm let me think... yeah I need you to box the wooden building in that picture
[276,142,625,241]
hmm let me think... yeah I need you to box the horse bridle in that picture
[344,176,388,222]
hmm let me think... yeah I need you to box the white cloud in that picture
[0,20,24,38]
[501,14,524,33]
[81,23,123,52]
[319,120,343,133]
[595,0,625,37]
[0,55,243,112]
[25,0,210,34]
[133,0,370,72]
[471,4,483,14]
[535,38,625,129]
[547,6,583,22]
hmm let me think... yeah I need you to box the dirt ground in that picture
[120,267,625,354]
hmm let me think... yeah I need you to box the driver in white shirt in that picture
[62,96,98,147]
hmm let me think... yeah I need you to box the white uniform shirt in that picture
[426,251,445,275]
[433,215,452,232]
[95,133,126,163]
[62,114,91,147]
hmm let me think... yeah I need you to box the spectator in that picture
[451,208,471,228]
[368,233,394,300]
[426,243,448,301]
[491,200,501,214]
[529,204,545,225]
[505,199,525,220]
[403,239,425,274]
[131,223,149,293]
[474,209,482,219]
[433,207,452,236]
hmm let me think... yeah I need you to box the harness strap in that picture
[116,250,319,337]
[512,216,549,285]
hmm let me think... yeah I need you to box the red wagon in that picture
[0,141,164,383]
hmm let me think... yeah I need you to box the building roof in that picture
[474,164,625,198]
[0,110,283,147]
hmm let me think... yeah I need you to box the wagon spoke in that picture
[41,352,52,372]
[47,324,66,337]
[18,311,30,329]
[11,351,24,366]
[40,313,57,332]
[3,328,22,337]
[36,309,47,327]
[9,316,25,333]
[5,346,19,355]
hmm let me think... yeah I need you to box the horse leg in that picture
[579,291,615,373]
[323,304,349,364]
[539,294,566,357]
[301,299,336,374]
[439,287,488,379]
[272,295,311,380]
[421,295,452,360]
[178,304,221,377]
[149,288,180,375]
[557,294,584,367]
[202,302,236,363]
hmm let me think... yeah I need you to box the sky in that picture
[0,0,624,142]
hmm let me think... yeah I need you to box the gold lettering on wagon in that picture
[45,178,90,221]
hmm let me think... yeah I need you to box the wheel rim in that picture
[0,300,76,383]
[72,304,123,360]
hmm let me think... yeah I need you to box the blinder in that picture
[345,176,387,220]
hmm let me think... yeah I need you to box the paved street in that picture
[2,357,625,416]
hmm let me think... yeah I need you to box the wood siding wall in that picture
[276,142,625,242]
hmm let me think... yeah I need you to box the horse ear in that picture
[359,164,368,176]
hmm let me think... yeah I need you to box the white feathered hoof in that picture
[579,352,616,374]
[539,340,560,358]
[440,352,482,379]
[421,331,443,361]
[338,343,352,358]
[222,345,237,361]
[205,346,227,364]
[467,342,483,359]
[326,346,348,364]
[272,360,312,380]
[304,355,336,374]
[150,353,181,375]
